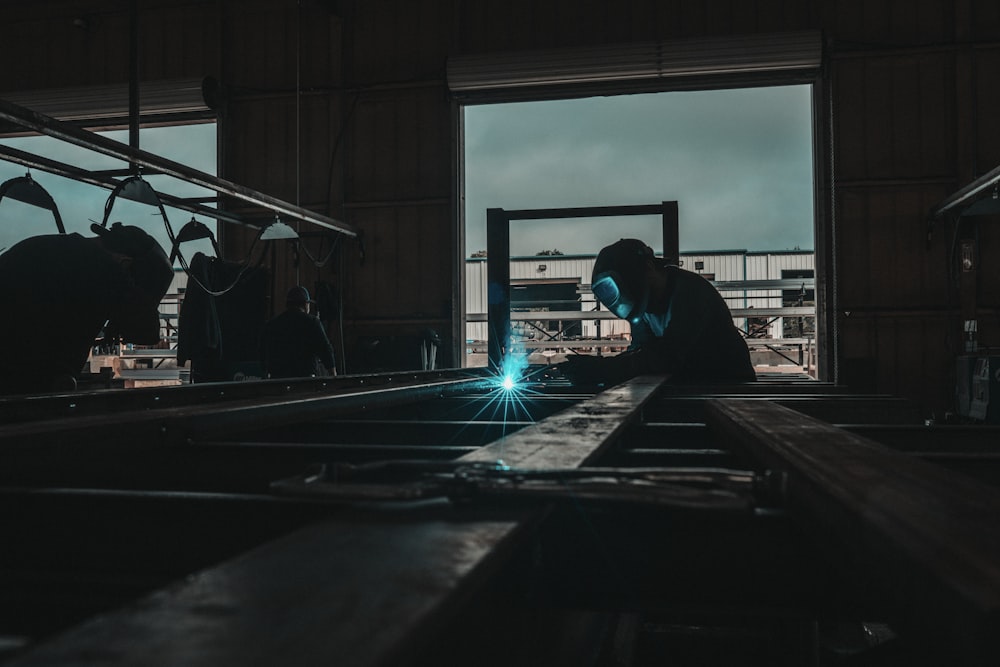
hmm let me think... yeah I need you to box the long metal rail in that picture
[0,143,247,226]
[707,399,1000,665]
[0,97,358,236]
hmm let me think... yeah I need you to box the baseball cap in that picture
[286,285,313,304]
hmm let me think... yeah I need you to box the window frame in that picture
[450,32,833,380]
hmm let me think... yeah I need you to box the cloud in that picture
[465,85,815,256]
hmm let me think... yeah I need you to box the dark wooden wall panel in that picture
[837,187,951,308]
[826,0,990,411]
[348,0,452,85]
[835,55,955,181]
[827,0,956,45]
[0,2,220,90]
[225,3,295,89]
[975,48,1000,174]
[842,315,954,410]
[138,4,218,79]
[881,317,954,410]
[346,88,450,202]
[833,59,869,180]
[838,190,873,307]
[347,94,399,202]
[345,204,451,319]
[971,0,1000,40]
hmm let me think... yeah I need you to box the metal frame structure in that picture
[3,371,1000,665]
[485,203,679,372]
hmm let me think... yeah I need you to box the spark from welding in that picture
[448,349,547,460]
[483,350,550,461]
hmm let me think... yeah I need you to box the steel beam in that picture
[3,510,534,667]
[0,143,246,226]
[460,375,665,467]
[0,369,493,425]
[0,374,496,451]
[643,395,922,425]
[706,398,1000,665]
[0,98,358,237]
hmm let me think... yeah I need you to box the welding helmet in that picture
[591,239,654,324]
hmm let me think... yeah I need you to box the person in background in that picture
[0,222,174,394]
[559,238,755,386]
[260,285,337,379]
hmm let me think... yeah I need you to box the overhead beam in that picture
[0,98,358,237]
[0,143,246,226]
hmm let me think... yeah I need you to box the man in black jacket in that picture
[0,222,173,394]
[260,285,337,379]
[560,238,755,386]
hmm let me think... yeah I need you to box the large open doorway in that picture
[0,120,218,388]
[461,84,819,376]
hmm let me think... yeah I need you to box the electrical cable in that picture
[295,0,302,285]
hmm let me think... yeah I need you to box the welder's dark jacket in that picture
[0,233,168,394]
[259,308,336,379]
[615,266,755,383]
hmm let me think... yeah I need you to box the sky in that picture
[0,123,217,259]
[464,84,815,258]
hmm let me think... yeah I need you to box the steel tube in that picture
[0,98,358,237]
[0,144,246,226]
[503,203,666,220]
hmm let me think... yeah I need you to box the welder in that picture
[0,222,174,394]
[259,285,337,379]
[559,238,755,386]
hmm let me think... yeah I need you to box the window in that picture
[0,123,217,259]
[0,103,218,385]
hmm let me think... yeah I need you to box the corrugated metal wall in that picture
[1,0,998,413]
[466,252,814,344]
